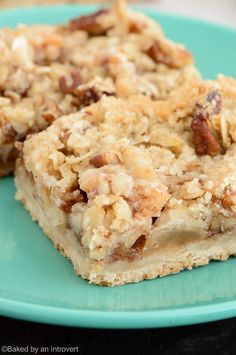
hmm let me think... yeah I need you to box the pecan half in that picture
[69,9,109,35]
[191,116,222,156]
[191,89,223,156]
[89,153,120,168]
[59,69,82,95]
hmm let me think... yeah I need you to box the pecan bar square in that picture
[15,86,236,285]
[0,1,198,176]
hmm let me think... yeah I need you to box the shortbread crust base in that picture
[15,162,236,286]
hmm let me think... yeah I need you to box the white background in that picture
[143,0,236,28]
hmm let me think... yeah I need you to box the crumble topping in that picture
[18,75,236,263]
[0,2,198,175]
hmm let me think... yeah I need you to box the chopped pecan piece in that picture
[0,119,17,144]
[191,116,222,156]
[76,86,101,106]
[128,21,145,33]
[191,89,223,156]
[146,40,175,68]
[69,9,109,35]
[89,153,120,168]
[42,113,55,124]
[76,86,114,107]
[59,69,82,95]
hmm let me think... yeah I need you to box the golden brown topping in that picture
[191,89,223,156]
[60,187,88,213]
[59,69,82,95]
[130,187,169,219]
[69,9,109,35]
[89,152,120,168]
[60,129,71,146]
[222,189,236,209]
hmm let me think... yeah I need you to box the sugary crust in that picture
[15,76,236,285]
[0,1,197,175]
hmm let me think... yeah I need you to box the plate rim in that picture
[1,296,236,329]
[1,5,236,328]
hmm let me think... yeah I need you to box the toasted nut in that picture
[0,119,17,144]
[191,116,222,156]
[146,40,192,68]
[195,89,222,118]
[59,69,82,95]
[128,21,145,33]
[146,41,173,67]
[69,9,109,35]
[192,89,223,156]
[42,113,55,124]
[89,153,120,168]
[76,85,114,107]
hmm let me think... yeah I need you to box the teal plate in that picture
[0,6,236,329]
